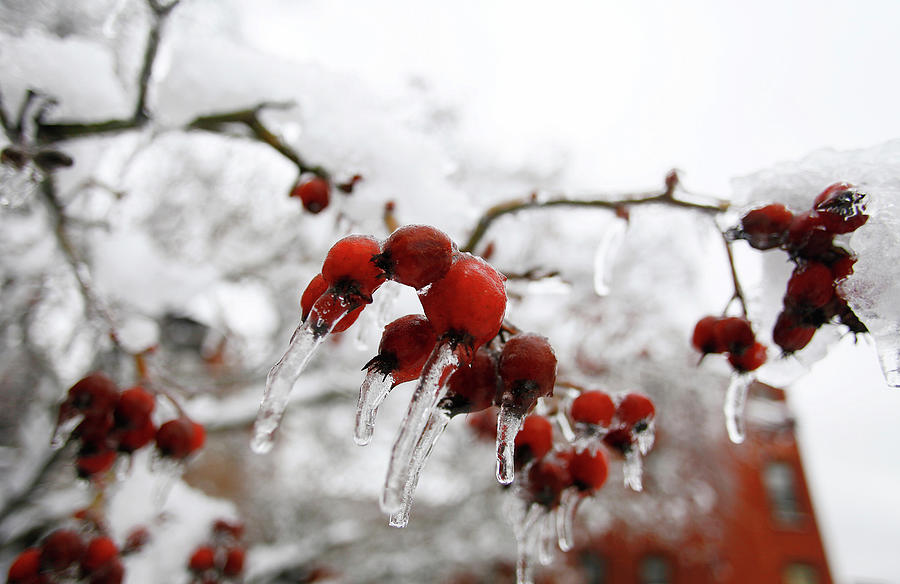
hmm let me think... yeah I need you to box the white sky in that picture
[234,3,900,582]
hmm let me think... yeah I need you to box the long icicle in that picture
[724,372,753,444]
[555,488,583,552]
[496,401,526,484]
[388,408,452,528]
[382,340,459,513]
[354,369,396,446]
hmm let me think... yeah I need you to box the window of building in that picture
[783,562,820,584]
[763,461,804,525]
[639,553,672,584]
[578,551,606,584]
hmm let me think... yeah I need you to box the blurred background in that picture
[2,1,900,582]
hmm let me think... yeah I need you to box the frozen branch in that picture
[460,171,729,253]
[720,232,748,317]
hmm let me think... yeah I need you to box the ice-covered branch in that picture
[460,171,729,253]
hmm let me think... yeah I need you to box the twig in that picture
[0,85,13,139]
[720,232,748,317]
[460,172,729,253]
[187,102,329,178]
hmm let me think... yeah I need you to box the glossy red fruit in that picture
[527,456,571,508]
[785,261,834,309]
[571,390,616,426]
[812,182,868,234]
[7,548,41,583]
[616,393,655,428]
[373,225,455,289]
[772,310,817,354]
[300,274,364,333]
[156,418,203,459]
[321,235,384,299]
[466,407,498,441]
[712,317,756,355]
[81,536,119,574]
[76,448,117,478]
[290,176,330,214]
[419,253,507,351]
[364,315,437,386]
[784,213,836,261]
[691,316,726,354]
[727,341,768,372]
[830,252,857,282]
[223,547,246,577]
[514,415,554,469]
[441,347,499,415]
[188,546,216,572]
[40,529,85,571]
[566,447,609,492]
[59,373,120,423]
[115,387,155,422]
[116,418,157,453]
[497,333,557,412]
[739,204,794,249]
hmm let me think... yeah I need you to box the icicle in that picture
[514,504,545,584]
[865,327,900,388]
[496,402,527,485]
[592,219,626,296]
[354,281,401,350]
[555,411,576,443]
[724,372,753,444]
[50,413,84,449]
[537,511,557,566]
[388,408,451,528]
[382,341,459,513]
[555,488,583,552]
[572,423,607,455]
[150,456,184,508]
[354,369,396,446]
[623,447,644,492]
[635,419,656,455]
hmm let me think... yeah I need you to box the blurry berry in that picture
[223,547,246,577]
[116,418,157,453]
[321,235,384,300]
[87,559,123,584]
[156,418,204,460]
[526,457,571,509]
[373,225,455,289]
[772,310,817,354]
[76,448,117,478]
[7,548,42,583]
[513,415,554,470]
[727,341,768,372]
[122,527,150,554]
[466,407,499,441]
[364,314,437,386]
[59,373,119,424]
[419,253,507,352]
[290,176,330,214]
[737,203,794,250]
[712,317,756,355]
[114,387,155,425]
[212,519,245,541]
[40,529,85,571]
[602,427,634,456]
[785,261,834,309]
[691,316,726,354]
[497,333,557,412]
[81,536,119,574]
[565,447,609,492]
[571,390,615,426]
[188,546,216,572]
[616,393,655,429]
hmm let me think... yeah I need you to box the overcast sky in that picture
[231,2,900,582]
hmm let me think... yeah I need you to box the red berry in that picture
[122,527,150,554]
[76,448,118,478]
[40,529,85,571]
[116,418,157,453]
[514,415,553,469]
[364,314,437,385]
[115,387,155,423]
[526,456,571,508]
[212,519,245,540]
[712,317,756,355]
[616,393,655,428]
[785,213,836,260]
[466,407,499,441]
[772,310,817,354]
[566,447,609,492]
[81,536,119,574]
[738,203,794,250]
[60,373,119,423]
[87,559,123,584]
[785,261,834,309]
[188,546,216,572]
[570,390,615,427]
[7,548,41,582]
[603,427,635,456]
[727,341,768,372]
[419,253,507,351]
[223,547,246,577]
[830,252,857,282]
[812,182,868,234]
[373,225,455,289]
[442,347,499,415]
[156,418,203,460]
[497,333,557,412]
[321,235,384,300]
[691,316,726,354]
[290,176,330,214]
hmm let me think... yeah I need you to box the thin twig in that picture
[460,173,729,253]
[0,85,13,139]
[720,231,748,317]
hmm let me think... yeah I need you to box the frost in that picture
[381,340,459,513]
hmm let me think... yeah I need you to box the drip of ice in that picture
[555,488,583,552]
[864,323,900,388]
[572,423,607,455]
[388,408,451,528]
[252,296,350,454]
[50,413,84,449]
[354,282,401,350]
[514,503,545,584]
[354,369,396,446]
[592,219,626,296]
[555,410,576,443]
[537,512,556,566]
[723,372,753,444]
[381,341,459,513]
[623,447,643,492]
[495,402,527,485]
[635,420,656,455]
[150,456,184,508]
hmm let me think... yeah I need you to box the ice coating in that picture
[50,413,84,449]
[496,402,527,484]
[555,488,582,552]
[592,218,626,296]
[514,503,545,584]
[623,447,644,492]
[723,372,753,444]
[354,369,395,446]
[635,420,656,455]
[381,340,459,513]
[387,408,451,528]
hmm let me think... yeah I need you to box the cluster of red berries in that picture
[7,529,124,584]
[727,182,869,355]
[55,372,204,479]
[288,174,362,214]
[186,520,246,584]
[691,316,768,373]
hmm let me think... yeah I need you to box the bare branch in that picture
[720,232,749,317]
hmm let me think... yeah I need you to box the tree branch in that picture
[460,172,729,253]
[720,231,748,317]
